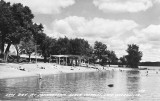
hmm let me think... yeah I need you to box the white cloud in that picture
[140,44,160,62]
[141,24,160,41]
[125,36,139,44]
[155,0,160,3]
[5,0,75,14]
[33,16,160,62]
[52,16,138,39]
[50,16,139,58]
[131,24,160,61]
[93,0,153,13]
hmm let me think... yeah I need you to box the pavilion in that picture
[49,55,89,66]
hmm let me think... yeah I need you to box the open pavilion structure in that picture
[49,55,89,66]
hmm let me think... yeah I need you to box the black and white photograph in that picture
[0,0,160,100]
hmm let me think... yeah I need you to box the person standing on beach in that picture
[73,59,76,67]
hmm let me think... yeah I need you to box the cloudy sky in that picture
[6,0,160,62]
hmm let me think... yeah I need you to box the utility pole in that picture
[35,44,37,63]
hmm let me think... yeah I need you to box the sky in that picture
[5,0,160,62]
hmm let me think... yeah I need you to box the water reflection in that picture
[126,71,140,101]
[1,70,160,101]
[40,71,113,95]
[0,80,7,99]
[0,77,39,100]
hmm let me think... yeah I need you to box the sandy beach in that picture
[0,63,100,79]
[0,63,150,79]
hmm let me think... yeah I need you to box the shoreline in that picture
[0,63,152,79]
[0,63,98,79]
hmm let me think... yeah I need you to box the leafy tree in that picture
[0,0,34,61]
[119,56,127,67]
[39,35,55,62]
[19,39,35,62]
[85,45,93,57]
[92,41,118,66]
[94,41,107,63]
[69,38,91,56]
[53,37,70,55]
[0,0,13,57]
[107,50,118,66]
[42,37,55,62]
[31,23,43,44]
[101,55,108,66]
[126,44,142,68]
[52,37,91,56]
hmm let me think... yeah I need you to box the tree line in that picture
[0,0,142,68]
[140,62,160,66]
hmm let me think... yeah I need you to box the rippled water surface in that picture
[1,68,160,101]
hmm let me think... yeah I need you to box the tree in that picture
[107,50,118,66]
[38,34,55,62]
[119,56,127,67]
[0,0,34,62]
[93,41,108,65]
[53,37,70,55]
[0,0,13,57]
[94,41,107,59]
[42,37,55,62]
[69,38,91,56]
[52,37,92,56]
[126,44,142,68]
[101,55,108,66]
[19,39,35,62]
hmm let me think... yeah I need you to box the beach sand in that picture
[0,63,36,79]
[0,63,148,79]
[0,63,99,79]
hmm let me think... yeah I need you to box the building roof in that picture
[51,55,80,58]
[20,54,43,59]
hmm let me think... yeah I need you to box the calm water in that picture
[1,68,160,101]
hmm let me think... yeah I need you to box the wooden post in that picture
[88,57,89,66]
[80,56,81,66]
[66,57,67,66]
[59,57,60,65]
[35,45,37,63]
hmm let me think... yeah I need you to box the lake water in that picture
[1,68,160,101]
